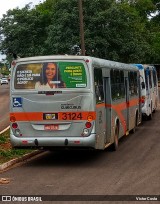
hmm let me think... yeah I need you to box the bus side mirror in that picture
[141,82,145,89]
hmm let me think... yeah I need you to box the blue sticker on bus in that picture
[13,97,22,107]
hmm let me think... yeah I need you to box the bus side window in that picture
[129,71,138,95]
[149,70,152,89]
[111,70,118,100]
[111,69,125,100]
[94,68,104,103]
[145,70,148,90]
[134,72,138,94]
[120,70,125,98]
[153,69,157,87]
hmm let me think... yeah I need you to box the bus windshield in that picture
[14,61,87,90]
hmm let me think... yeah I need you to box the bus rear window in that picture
[14,61,87,89]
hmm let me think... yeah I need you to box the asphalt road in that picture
[0,107,160,202]
[0,86,160,202]
[0,84,10,132]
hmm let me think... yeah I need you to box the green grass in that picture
[0,129,33,164]
[0,135,7,144]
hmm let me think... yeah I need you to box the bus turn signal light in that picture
[10,116,16,122]
[87,115,93,122]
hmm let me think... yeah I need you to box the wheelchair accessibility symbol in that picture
[13,97,22,107]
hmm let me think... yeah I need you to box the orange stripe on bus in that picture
[96,98,140,133]
[128,98,139,107]
[10,112,96,122]
[10,112,43,121]
[96,103,105,108]
[96,98,139,110]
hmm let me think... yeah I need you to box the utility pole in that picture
[78,0,85,55]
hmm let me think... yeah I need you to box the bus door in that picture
[94,68,106,149]
[104,77,112,144]
[150,67,157,110]
[152,67,159,108]
[125,77,129,134]
[149,69,153,101]
[110,70,128,137]
[128,71,139,129]
[145,68,151,113]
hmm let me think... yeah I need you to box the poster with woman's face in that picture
[14,61,87,89]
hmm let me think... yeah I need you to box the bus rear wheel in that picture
[130,113,138,134]
[113,124,119,151]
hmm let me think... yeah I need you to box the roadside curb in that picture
[0,126,10,135]
[0,150,43,171]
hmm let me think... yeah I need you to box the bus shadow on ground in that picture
[24,148,107,168]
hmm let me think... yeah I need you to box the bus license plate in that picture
[44,124,59,130]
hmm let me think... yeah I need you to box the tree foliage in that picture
[0,0,159,63]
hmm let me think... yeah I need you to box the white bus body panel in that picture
[135,64,159,117]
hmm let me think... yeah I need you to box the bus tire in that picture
[113,124,119,151]
[148,104,153,120]
[130,112,138,134]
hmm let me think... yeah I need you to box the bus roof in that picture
[134,64,157,71]
[15,55,137,71]
[134,64,144,70]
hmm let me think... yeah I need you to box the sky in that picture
[0,0,44,61]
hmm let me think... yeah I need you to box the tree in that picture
[0,3,50,57]
[83,0,153,62]
[0,0,159,63]
[44,0,157,63]
[44,0,80,55]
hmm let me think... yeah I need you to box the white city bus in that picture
[134,64,159,120]
[10,55,141,150]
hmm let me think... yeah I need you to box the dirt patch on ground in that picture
[0,142,12,150]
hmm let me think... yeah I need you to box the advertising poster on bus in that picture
[14,62,87,89]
